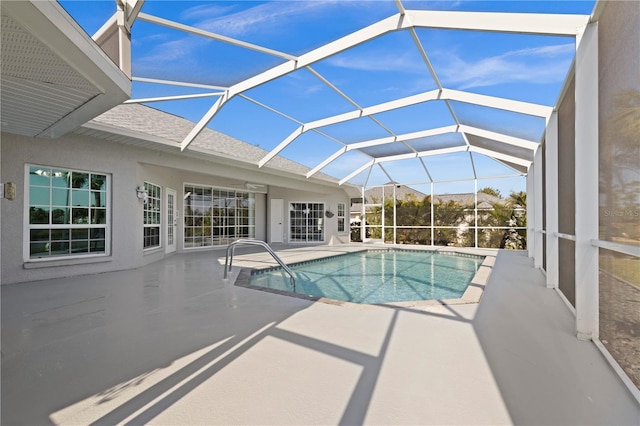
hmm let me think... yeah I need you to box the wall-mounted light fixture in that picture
[1,182,16,200]
[136,185,148,203]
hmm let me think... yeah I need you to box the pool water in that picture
[249,250,484,304]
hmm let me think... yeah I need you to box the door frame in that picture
[270,198,284,243]
[165,187,177,254]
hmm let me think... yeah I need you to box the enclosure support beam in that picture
[408,10,588,36]
[430,183,435,246]
[545,112,559,289]
[260,87,547,170]
[474,179,478,248]
[382,186,386,243]
[393,185,397,245]
[360,187,366,244]
[526,166,535,258]
[533,146,544,269]
[468,147,531,168]
[340,161,374,186]
[574,22,599,341]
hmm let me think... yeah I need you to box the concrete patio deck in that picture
[2,246,639,425]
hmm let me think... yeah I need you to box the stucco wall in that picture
[2,133,140,284]
[267,186,351,245]
[1,131,351,284]
[139,163,268,251]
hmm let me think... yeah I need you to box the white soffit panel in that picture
[0,1,130,138]
[1,75,96,137]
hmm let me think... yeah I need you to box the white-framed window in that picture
[143,182,161,250]
[183,184,255,248]
[290,202,324,242]
[338,202,346,233]
[25,165,110,260]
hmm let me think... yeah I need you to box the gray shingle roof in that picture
[89,103,338,183]
[351,185,502,212]
[433,192,502,209]
[364,185,428,203]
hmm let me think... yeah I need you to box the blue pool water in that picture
[249,250,484,304]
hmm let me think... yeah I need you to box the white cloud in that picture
[435,43,575,89]
[185,1,340,38]
[504,43,574,58]
[135,1,346,73]
[284,71,327,96]
[302,84,326,96]
[136,37,205,66]
[180,4,235,22]
[326,49,427,74]
[322,40,574,91]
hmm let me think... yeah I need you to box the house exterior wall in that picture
[267,186,350,245]
[138,163,268,252]
[1,131,351,284]
[2,132,140,284]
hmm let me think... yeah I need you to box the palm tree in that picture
[506,191,526,210]
[485,191,527,249]
[479,187,502,198]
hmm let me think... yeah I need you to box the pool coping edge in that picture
[233,247,497,309]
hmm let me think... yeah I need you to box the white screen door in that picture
[165,188,177,253]
[270,198,284,243]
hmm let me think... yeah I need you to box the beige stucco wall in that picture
[1,131,351,284]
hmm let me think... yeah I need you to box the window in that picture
[26,165,109,259]
[290,202,324,242]
[183,184,255,248]
[143,182,161,249]
[337,203,346,233]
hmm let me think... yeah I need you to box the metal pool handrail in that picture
[224,239,296,291]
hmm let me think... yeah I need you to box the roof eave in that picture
[1,0,131,138]
[77,120,358,193]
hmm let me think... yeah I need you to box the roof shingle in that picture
[90,103,338,183]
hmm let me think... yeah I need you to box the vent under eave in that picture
[0,1,130,138]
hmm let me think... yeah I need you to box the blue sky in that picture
[60,0,596,197]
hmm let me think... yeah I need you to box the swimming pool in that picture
[248,249,484,305]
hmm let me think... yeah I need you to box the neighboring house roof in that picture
[363,185,428,203]
[350,185,428,214]
[433,192,503,209]
[350,184,503,213]
[79,103,346,188]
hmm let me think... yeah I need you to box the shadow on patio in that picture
[2,249,638,425]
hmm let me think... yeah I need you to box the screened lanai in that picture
[1,0,639,417]
[60,0,585,191]
[54,0,600,250]
[50,0,638,398]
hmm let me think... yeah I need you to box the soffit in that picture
[0,1,130,138]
